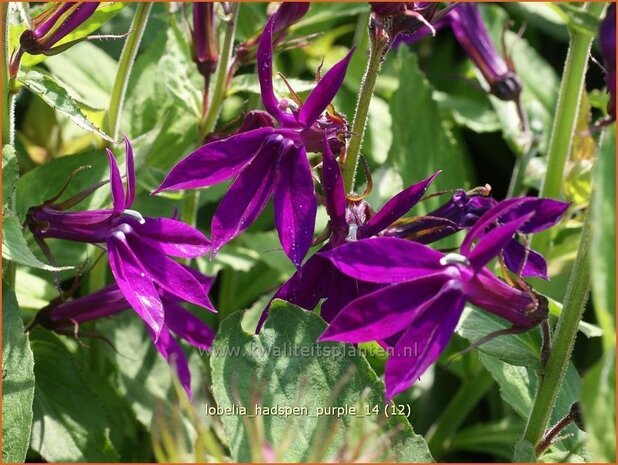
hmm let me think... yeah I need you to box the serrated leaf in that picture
[1,283,35,463]
[29,332,119,461]
[210,301,433,462]
[2,214,72,272]
[17,69,116,143]
[2,145,18,210]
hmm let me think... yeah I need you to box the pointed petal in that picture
[132,217,211,259]
[321,237,442,283]
[385,283,465,401]
[319,273,451,343]
[503,198,570,234]
[147,324,192,398]
[320,272,382,324]
[467,268,541,327]
[358,171,440,239]
[298,48,355,127]
[321,139,347,235]
[161,298,215,352]
[124,137,136,208]
[127,236,214,311]
[211,139,283,253]
[107,234,164,339]
[106,148,125,214]
[503,240,548,280]
[154,128,275,192]
[467,214,533,271]
[273,145,317,268]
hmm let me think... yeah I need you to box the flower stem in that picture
[105,2,152,142]
[2,2,14,147]
[530,2,606,256]
[342,18,389,193]
[522,206,593,453]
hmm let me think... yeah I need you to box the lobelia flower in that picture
[192,2,219,79]
[27,138,214,342]
[155,11,354,268]
[600,3,616,121]
[319,201,554,400]
[258,140,440,327]
[30,275,215,398]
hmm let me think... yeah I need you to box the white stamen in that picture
[122,209,146,224]
[440,253,470,267]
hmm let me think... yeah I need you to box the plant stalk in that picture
[342,18,389,193]
[105,2,152,142]
[2,2,14,147]
[531,2,606,256]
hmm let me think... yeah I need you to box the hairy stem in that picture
[531,2,606,255]
[105,2,152,142]
[342,18,388,193]
[2,2,14,147]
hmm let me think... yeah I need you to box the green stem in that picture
[2,2,14,147]
[506,137,538,198]
[426,370,494,457]
[522,207,593,452]
[105,2,152,142]
[198,2,240,140]
[342,19,388,193]
[530,2,606,256]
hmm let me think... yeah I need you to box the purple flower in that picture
[319,205,550,400]
[28,139,213,341]
[258,140,440,327]
[600,4,616,120]
[155,11,354,268]
[370,2,452,41]
[31,275,215,398]
[192,2,218,78]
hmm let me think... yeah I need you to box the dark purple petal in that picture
[320,273,450,343]
[154,127,276,193]
[384,215,460,244]
[320,272,382,324]
[124,137,136,208]
[467,268,542,327]
[322,237,442,283]
[210,138,283,253]
[384,282,465,400]
[107,233,164,339]
[321,138,347,238]
[297,47,355,127]
[467,214,533,271]
[147,324,192,398]
[132,217,210,259]
[273,145,317,268]
[162,298,215,352]
[127,236,214,311]
[33,3,99,49]
[106,148,125,214]
[358,171,440,239]
[503,240,548,280]
[272,2,310,37]
[502,198,569,234]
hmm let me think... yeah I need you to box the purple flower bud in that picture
[600,4,616,120]
[370,2,449,43]
[192,2,218,77]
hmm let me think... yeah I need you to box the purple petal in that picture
[107,233,164,339]
[211,139,282,253]
[273,145,317,268]
[154,127,276,192]
[358,171,440,239]
[385,282,465,401]
[320,272,382,324]
[297,47,355,127]
[502,198,570,234]
[321,139,347,237]
[321,237,442,283]
[106,148,125,214]
[257,15,296,125]
[127,236,214,311]
[161,298,215,352]
[124,137,136,208]
[132,217,210,259]
[147,324,192,398]
[320,273,450,343]
[466,268,542,327]
[503,240,548,280]
[467,214,533,271]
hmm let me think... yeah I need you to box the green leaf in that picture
[388,48,473,214]
[2,145,18,210]
[30,332,119,461]
[17,69,115,143]
[581,353,616,462]
[513,439,536,463]
[210,301,433,462]
[1,283,35,463]
[590,126,616,346]
[2,213,72,272]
